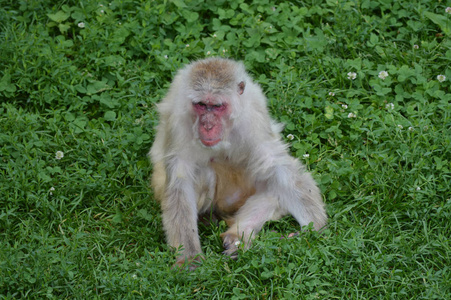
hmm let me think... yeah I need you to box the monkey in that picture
[149,57,327,269]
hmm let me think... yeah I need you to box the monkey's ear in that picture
[238,81,245,95]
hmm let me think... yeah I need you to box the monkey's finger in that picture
[280,231,300,239]
[222,248,239,259]
[172,255,204,271]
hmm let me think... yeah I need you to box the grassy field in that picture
[1,0,450,298]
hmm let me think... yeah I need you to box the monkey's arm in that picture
[160,157,203,267]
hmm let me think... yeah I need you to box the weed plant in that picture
[0,0,450,299]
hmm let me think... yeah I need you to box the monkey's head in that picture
[187,58,246,148]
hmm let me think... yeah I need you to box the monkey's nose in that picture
[203,122,213,131]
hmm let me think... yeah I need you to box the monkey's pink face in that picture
[192,101,229,147]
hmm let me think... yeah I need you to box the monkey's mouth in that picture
[201,138,221,147]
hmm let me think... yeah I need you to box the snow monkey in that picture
[149,57,327,269]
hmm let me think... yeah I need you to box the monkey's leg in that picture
[220,194,285,258]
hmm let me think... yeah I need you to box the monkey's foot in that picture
[220,232,242,259]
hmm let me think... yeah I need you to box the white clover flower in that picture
[446,7,451,14]
[287,134,294,140]
[328,92,335,96]
[303,154,310,159]
[132,274,138,280]
[437,74,446,82]
[186,44,190,48]
[164,55,168,59]
[397,124,403,129]
[348,112,356,118]
[378,71,389,80]
[408,126,414,131]
[206,51,211,55]
[413,44,419,49]
[49,187,55,195]
[55,151,64,160]
[347,72,357,80]
[234,241,241,247]
[100,10,104,14]
[342,104,348,109]
[213,34,217,38]
[386,103,395,110]
[416,186,421,191]
[78,22,85,28]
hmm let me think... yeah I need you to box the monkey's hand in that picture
[172,255,204,271]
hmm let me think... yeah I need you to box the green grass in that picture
[1,0,450,298]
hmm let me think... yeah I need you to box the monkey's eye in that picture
[193,102,207,110]
[212,104,226,111]
[193,102,226,112]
